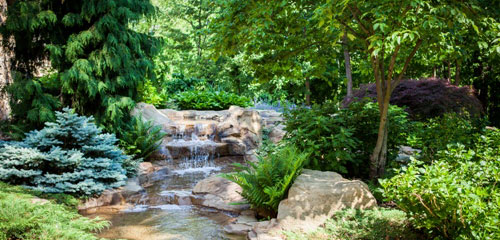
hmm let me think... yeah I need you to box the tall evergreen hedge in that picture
[1,0,158,132]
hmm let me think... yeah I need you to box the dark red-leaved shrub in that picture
[344,78,483,120]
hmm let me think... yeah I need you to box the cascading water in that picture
[83,120,246,240]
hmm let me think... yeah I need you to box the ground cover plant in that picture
[0,182,109,240]
[0,108,128,196]
[284,208,420,240]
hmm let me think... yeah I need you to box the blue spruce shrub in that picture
[0,108,128,196]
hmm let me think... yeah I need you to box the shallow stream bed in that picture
[84,157,246,240]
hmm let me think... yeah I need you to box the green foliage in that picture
[119,116,166,164]
[223,145,308,215]
[408,113,486,161]
[137,79,169,108]
[174,90,253,110]
[0,108,128,196]
[381,129,500,239]
[0,182,108,240]
[7,73,61,131]
[285,208,419,240]
[284,101,410,178]
[2,0,157,133]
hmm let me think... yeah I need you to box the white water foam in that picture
[172,166,221,176]
[122,204,149,213]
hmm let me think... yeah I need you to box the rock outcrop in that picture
[132,103,264,159]
[277,169,377,232]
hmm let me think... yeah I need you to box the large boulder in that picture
[192,175,250,213]
[219,106,262,152]
[277,169,377,232]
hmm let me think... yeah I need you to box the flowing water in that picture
[83,122,247,240]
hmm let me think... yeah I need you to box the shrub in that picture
[173,90,253,110]
[223,145,308,216]
[381,129,500,239]
[119,116,166,165]
[284,208,419,240]
[408,113,486,161]
[0,182,108,240]
[165,73,208,94]
[284,101,411,178]
[0,108,128,196]
[137,79,169,108]
[345,78,483,120]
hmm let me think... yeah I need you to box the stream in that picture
[84,156,247,240]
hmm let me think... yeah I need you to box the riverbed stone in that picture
[223,223,253,235]
[248,219,282,240]
[138,162,154,175]
[78,188,125,211]
[192,176,249,213]
[277,169,377,232]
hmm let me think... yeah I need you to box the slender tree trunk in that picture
[433,66,437,78]
[447,61,451,82]
[370,90,390,179]
[343,30,353,98]
[455,60,461,85]
[305,79,311,106]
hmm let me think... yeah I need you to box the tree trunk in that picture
[343,30,353,98]
[370,95,390,179]
[433,66,437,78]
[305,79,311,106]
[0,0,12,121]
[447,61,451,82]
[455,60,461,85]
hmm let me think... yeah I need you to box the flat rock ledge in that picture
[192,175,250,213]
[277,169,377,232]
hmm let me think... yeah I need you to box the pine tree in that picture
[0,108,129,196]
[1,0,158,132]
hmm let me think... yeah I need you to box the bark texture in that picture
[0,0,12,121]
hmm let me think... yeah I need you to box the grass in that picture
[284,208,421,240]
[0,182,109,240]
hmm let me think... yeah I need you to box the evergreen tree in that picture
[1,0,158,132]
[0,108,129,196]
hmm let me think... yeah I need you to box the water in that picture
[84,155,245,239]
[83,121,249,240]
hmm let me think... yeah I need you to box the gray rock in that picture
[192,176,250,213]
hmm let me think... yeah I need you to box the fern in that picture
[119,115,166,170]
[223,145,308,215]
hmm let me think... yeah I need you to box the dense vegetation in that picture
[382,129,500,239]
[285,101,410,178]
[0,0,498,239]
[1,0,157,133]
[0,182,108,240]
